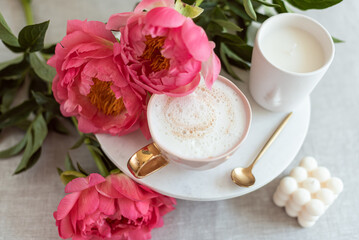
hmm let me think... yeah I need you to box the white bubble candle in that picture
[273,157,343,228]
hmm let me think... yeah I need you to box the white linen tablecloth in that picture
[0,0,358,239]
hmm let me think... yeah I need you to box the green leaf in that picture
[2,41,26,52]
[110,169,121,175]
[219,43,242,81]
[87,144,104,156]
[71,135,86,149]
[0,99,37,129]
[243,0,257,21]
[175,0,204,18]
[41,44,56,54]
[57,167,63,176]
[0,11,20,47]
[222,43,251,70]
[205,22,223,38]
[101,151,118,172]
[212,19,243,32]
[285,0,342,10]
[210,6,228,20]
[60,170,86,185]
[273,0,290,13]
[87,145,109,176]
[195,0,203,7]
[227,1,252,22]
[0,136,27,158]
[253,0,281,8]
[0,77,24,113]
[18,20,49,52]
[31,114,48,151]
[225,42,253,62]
[29,74,48,95]
[1,88,18,113]
[256,11,270,23]
[222,44,247,62]
[0,58,29,80]
[217,33,246,45]
[23,147,42,171]
[31,91,60,114]
[29,52,56,82]
[196,1,216,9]
[49,118,69,135]
[13,132,32,174]
[14,120,31,131]
[65,153,76,171]
[332,36,344,43]
[13,114,47,174]
[0,56,23,72]
[77,162,89,176]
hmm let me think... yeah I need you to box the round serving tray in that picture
[96,81,310,201]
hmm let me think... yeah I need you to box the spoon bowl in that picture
[231,167,255,187]
[231,112,293,187]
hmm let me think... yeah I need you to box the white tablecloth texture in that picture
[0,0,358,239]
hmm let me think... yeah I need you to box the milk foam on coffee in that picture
[148,80,246,159]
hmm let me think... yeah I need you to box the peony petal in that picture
[67,19,116,42]
[81,58,126,87]
[127,228,152,240]
[98,194,116,216]
[69,204,78,234]
[66,19,84,34]
[96,177,125,199]
[117,198,140,220]
[157,199,176,216]
[181,19,211,61]
[135,199,151,215]
[72,234,86,240]
[58,215,75,239]
[56,192,81,220]
[65,173,105,193]
[145,7,186,28]
[140,112,151,140]
[106,12,134,31]
[201,44,221,89]
[77,115,100,133]
[148,206,162,229]
[111,174,146,201]
[164,73,201,97]
[134,0,175,13]
[77,188,100,220]
[47,54,57,68]
[115,85,143,116]
[97,218,112,238]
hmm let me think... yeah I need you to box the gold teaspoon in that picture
[231,112,293,187]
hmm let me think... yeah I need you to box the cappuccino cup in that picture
[128,75,252,178]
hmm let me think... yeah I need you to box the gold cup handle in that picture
[127,143,169,179]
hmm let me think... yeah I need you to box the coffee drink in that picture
[147,78,248,160]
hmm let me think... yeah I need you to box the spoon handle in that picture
[249,112,293,169]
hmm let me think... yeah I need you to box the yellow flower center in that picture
[141,35,170,72]
[87,78,125,116]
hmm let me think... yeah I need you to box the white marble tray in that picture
[96,82,310,201]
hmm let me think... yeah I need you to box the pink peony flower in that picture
[106,0,221,97]
[48,20,149,137]
[54,173,176,240]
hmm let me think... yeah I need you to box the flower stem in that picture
[20,0,34,25]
